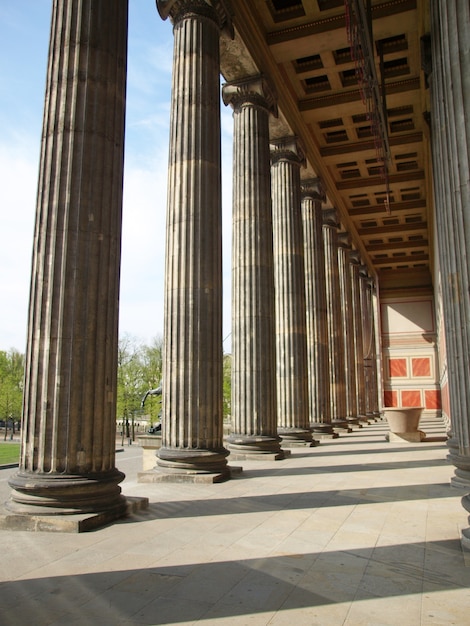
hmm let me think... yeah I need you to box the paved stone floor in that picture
[1,416,469,625]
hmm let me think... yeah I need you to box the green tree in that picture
[0,349,24,439]
[222,353,231,422]
[140,336,163,424]
[116,335,146,440]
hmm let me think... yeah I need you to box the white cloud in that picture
[0,143,37,351]
[120,160,168,344]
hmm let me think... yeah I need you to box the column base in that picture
[461,494,470,514]
[227,450,291,461]
[447,435,459,456]
[461,496,470,548]
[226,434,288,460]
[461,526,470,552]
[153,446,232,480]
[310,422,339,439]
[346,417,363,428]
[448,452,470,490]
[332,419,352,433]
[278,427,318,447]
[0,496,148,533]
[450,469,470,490]
[138,467,241,483]
[280,440,320,448]
[7,468,127,516]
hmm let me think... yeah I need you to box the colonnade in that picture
[429,0,470,546]
[10,0,470,536]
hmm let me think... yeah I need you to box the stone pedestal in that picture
[1,0,143,531]
[222,76,285,460]
[137,435,162,472]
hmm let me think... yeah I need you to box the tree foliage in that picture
[116,334,164,428]
[0,339,231,438]
[0,350,24,435]
[223,353,231,421]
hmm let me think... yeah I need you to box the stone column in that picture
[428,1,461,464]
[323,209,351,431]
[270,138,315,446]
[360,268,378,421]
[2,0,131,531]
[338,233,361,427]
[429,0,470,545]
[350,252,368,423]
[301,179,336,438]
[370,280,382,419]
[222,76,285,460]
[146,0,233,482]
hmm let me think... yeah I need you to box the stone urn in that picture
[383,407,425,442]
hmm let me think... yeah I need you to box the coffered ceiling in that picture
[220,0,434,294]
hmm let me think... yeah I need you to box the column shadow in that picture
[1,539,468,625]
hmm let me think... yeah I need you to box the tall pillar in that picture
[360,268,378,420]
[147,0,233,482]
[2,0,131,531]
[350,252,368,423]
[323,209,351,432]
[222,76,285,460]
[338,233,361,427]
[370,280,382,418]
[301,180,336,438]
[429,0,470,545]
[270,138,315,446]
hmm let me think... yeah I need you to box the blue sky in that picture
[0,0,234,353]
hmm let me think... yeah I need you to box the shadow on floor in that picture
[118,481,457,524]
[0,539,467,626]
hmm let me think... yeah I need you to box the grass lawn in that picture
[0,442,20,465]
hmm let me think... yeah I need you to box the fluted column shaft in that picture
[323,209,348,428]
[350,252,367,421]
[222,76,284,459]
[7,0,128,517]
[429,0,462,466]
[360,268,376,419]
[369,281,381,417]
[156,0,230,478]
[429,0,470,541]
[270,139,313,445]
[338,233,360,425]
[301,180,335,436]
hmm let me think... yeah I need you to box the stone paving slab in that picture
[0,416,470,625]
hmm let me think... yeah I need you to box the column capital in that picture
[323,207,339,228]
[270,136,306,168]
[301,178,326,202]
[349,250,362,265]
[337,231,352,249]
[222,75,278,117]
[360,266,376,291]
[157,0,234,36]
